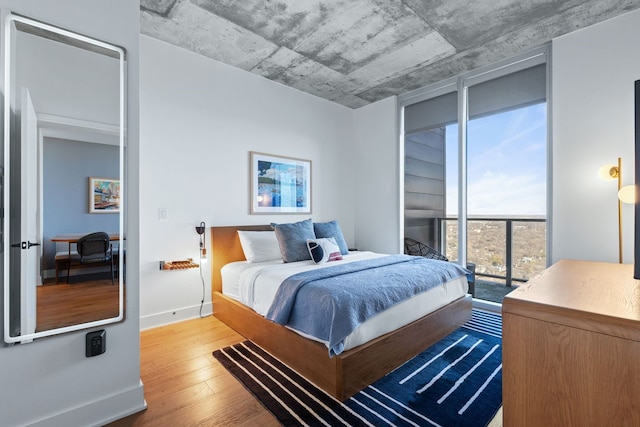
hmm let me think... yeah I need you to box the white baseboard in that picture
[29,381,146,427]
[140,302,213,330]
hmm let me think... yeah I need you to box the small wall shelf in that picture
[159,259,199,270]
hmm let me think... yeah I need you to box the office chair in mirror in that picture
[69,232,115,285]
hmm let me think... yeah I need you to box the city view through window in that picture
[445,103,547,301]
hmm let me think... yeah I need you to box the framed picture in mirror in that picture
[89,177,120,213]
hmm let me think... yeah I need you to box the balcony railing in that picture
[438,216,547,287]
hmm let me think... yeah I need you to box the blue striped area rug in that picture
[213,309,502,426]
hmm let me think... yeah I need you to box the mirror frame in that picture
[2,12,126,343]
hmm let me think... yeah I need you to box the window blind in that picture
[404,91,457,134]
[468,63,546,120]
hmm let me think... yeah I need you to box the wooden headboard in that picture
[211,225,272,293]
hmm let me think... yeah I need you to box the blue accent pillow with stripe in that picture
[307,237,343,264]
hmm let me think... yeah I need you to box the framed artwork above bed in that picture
[250,151,311,214]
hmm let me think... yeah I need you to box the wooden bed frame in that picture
[211,225,472,401]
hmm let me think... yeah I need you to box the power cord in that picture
[196,221,208,318]
[198,260,206,317]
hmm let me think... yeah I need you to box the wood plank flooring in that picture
[107,315,279,426]
[37,277,120,332]
[108,314,503,426]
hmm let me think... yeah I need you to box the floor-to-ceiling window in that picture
[404,90,457,250]
[402,47,549,304]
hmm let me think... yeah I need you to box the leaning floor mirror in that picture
[2,12,126,344]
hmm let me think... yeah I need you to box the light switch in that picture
[158,208,168,220]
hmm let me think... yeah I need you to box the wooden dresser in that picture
[502,259,640,426]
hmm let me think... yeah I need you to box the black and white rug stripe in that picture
[463,309,502,338]
[214,309,502,427]
[216,340,373,426]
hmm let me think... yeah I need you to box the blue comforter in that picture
[265,254,469,356]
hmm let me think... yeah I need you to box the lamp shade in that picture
[618,185,636,204]
[598,164,619,181]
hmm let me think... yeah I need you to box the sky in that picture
[445,103,547,217]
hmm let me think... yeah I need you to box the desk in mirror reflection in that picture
[51,232,122,284]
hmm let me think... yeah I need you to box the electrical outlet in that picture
[86,330,106,357]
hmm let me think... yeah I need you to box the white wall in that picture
[0,1,144,427]
[16,30,119,125]
[139,36,355,328]
[353,96,401,254]
[552,9,640,264]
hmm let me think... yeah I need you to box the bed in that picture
[211,224,472,401]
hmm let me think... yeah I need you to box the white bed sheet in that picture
[221,251,468,351]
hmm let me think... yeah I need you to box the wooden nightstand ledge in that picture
[502,259,640,426]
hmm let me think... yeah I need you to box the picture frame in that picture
[89,177,120,214]
[250,151,312,214]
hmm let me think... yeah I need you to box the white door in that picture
[19,88,39,337]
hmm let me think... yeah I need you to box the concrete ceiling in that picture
[140,0,640,109]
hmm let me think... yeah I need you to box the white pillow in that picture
[237,231,282,263]
[306,237,343,264]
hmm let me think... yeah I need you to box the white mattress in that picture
[221,251,468,351]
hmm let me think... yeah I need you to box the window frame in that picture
[399,44,552,272]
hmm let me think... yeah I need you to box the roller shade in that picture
[468,63,546,120]
[404,91,457,134]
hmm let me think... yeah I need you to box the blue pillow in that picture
[313,220,349,255]
[271,219,316,263]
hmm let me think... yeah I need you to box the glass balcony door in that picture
[463,62,548,303]
[403,48,550,304]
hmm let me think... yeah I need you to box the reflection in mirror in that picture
[3,14,125,343]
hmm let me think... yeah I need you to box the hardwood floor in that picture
[107,314,503,426]
[107,315,280,426]
[37,276,120,332]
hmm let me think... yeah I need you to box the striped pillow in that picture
[307,237,343,264]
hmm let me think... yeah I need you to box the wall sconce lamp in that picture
[195,221,207,264]
[598,157,636,263]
